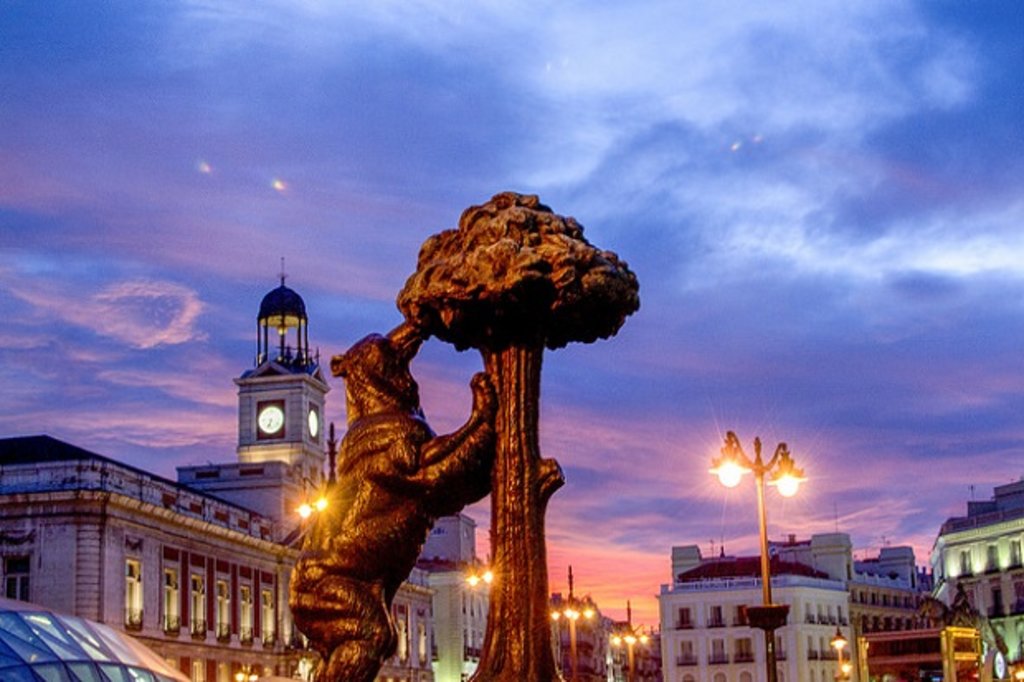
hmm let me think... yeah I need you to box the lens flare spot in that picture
[272,178,288,192]
[196,160,212,174]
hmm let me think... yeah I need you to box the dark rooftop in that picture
[678,555,829,583]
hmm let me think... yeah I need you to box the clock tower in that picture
[178,277,331,526]
[235,278,330,485]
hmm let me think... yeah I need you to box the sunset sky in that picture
[2,1,1022,627]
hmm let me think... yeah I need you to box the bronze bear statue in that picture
[290,321,495,681]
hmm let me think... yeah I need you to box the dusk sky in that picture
[2,1,1022,627]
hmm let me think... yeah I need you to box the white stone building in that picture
[659,547,850,682]
[417,513,491,682]
[931,478,1024,667]
[659,534,929,682]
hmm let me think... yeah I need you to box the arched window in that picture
[740,672,753,682]
[713,673,727,682]
[683,676,696,682]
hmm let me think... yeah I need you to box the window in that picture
[418,620,428,665]
[735,637,754,662]
[163,568,179,632]
[125,559,143,629]
[676,607,693,629]
[959,550,972,575]
[215,580,230,640]
[191,659,206,682]
[708,605,725,627]
[261,588,276,642]
[987,545,999,571]
[990,584,1004,617]
[239,585,253,642]
[1010,540,1022,567]
[395,605,409,662]
[3,556,30,601]
[190,574,206,635]
[734,604,748,625]
[710,638,727,663]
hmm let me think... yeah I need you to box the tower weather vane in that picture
[290,191,639,682]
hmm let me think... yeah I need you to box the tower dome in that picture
[258,283,307,325]
[255,276,314,371]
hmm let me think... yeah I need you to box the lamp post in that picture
[551,566,595,682]
[710,431,805,682]
[610,601,648,682]
[830,627,851,680]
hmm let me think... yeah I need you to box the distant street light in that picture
[551,566,595,682]
[831,627,851,680]
[610,601,648,682]
[710,431,805,682]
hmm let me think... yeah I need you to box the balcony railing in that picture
[162,615,180,634]
[676,654,698,666]
[734,652,755,663]
[216,623,231,642]
[240,626,254,644]
[807,650,819,660]
[776,650,788,661]
[707,618,726,628]
[124,609,143,631]
[262,631,277,649]
[708,654,730,665]
[674,621,695,630]
[190,619,207,639]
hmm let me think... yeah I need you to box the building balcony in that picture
[707,618,726,629]
[124,609,143,631]
[776,651,788,661]
[190,619,207,639]
[464,646,481,660]
[734,652,755,663]
[240,626,254,645]
[215,623,231,642]
[821,650,838,660]
[162,615,180,635]
[708,654,730,665]
[676,655,698,667]
[807,650,819,660]
[805,615,817,624]
[262,632,277,649]
[674,621,695,630]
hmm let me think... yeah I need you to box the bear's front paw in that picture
[470,372,497,416]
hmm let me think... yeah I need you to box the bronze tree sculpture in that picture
[398,192,640,681]
[290,322,496,681]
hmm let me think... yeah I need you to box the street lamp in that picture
[297,424,338,519]
[830,627,851,680]
[710,431,805,682]
[610,601,648,682]
[551,566,595,682]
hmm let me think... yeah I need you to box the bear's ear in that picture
[330,353,348,378]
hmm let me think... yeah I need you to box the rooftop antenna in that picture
[969,484,976,500]
[833,501,840,533]
[279,257,287,286]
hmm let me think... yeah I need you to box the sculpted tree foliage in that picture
[398,192,639,681]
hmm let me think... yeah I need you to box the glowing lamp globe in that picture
[711,459,748,488]
[773,473,801,498]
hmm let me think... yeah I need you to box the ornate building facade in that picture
[931,479,1024,670]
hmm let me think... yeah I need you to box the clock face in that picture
[257,404,285,436]
[307,408,320,438]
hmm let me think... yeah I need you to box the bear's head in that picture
[331,322,425,422]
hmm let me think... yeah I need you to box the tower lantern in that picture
[257,275,312,368]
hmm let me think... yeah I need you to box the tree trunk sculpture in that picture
[398,192,640,681]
